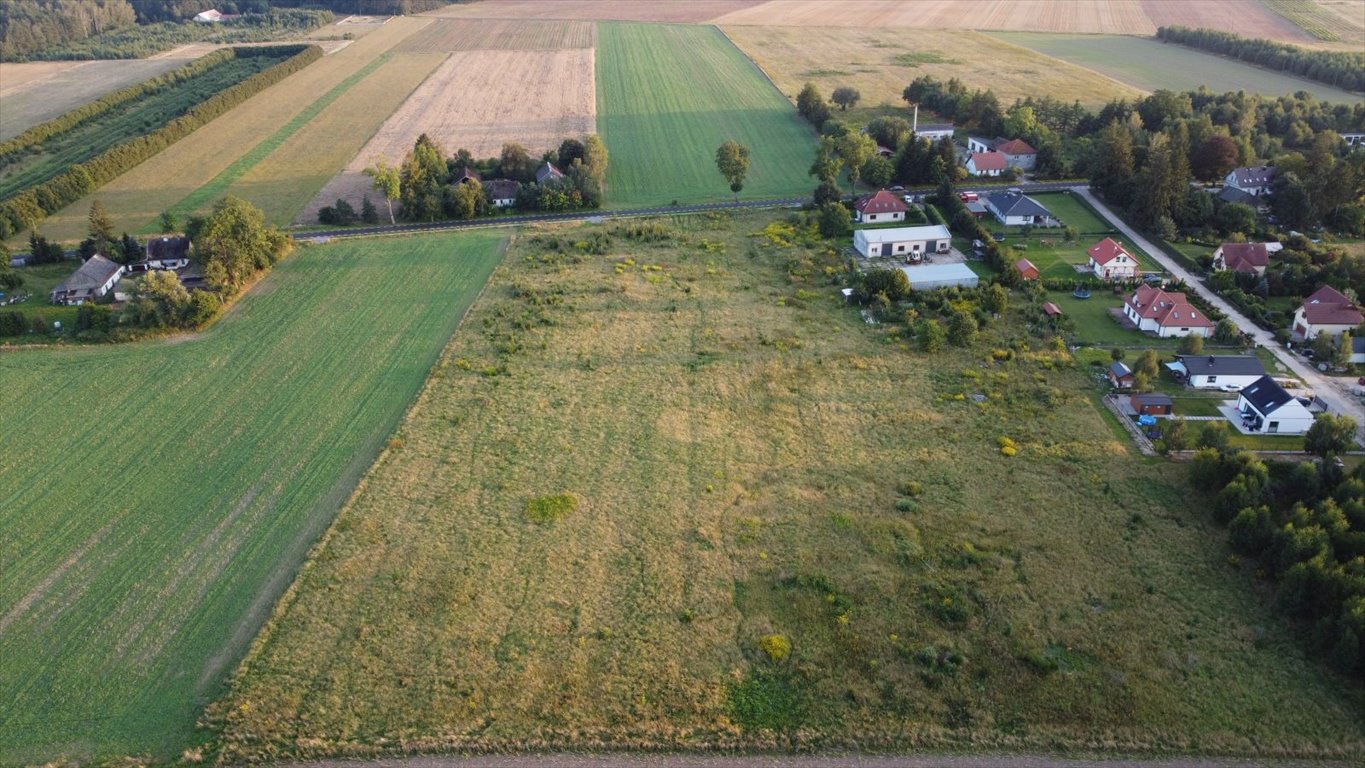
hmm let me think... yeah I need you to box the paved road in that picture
[1072,187,1365,444]
[268,753,1357,768]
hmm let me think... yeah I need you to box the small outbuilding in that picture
[1108,361,1135,388]
[1131,392,1173,416]
[1015,258,1039,280]
[1041,301,1063,317]
[899,263,979,290]
[535,162,564,184]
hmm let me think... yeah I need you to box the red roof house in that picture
[1122,284,1214,338]
[965,151,1006,176]
[1015,258,1040,280]
[1293,285,1363,340]
[853,189,909,223]
[1212,242,1269,275]
[1087,237,1138,280]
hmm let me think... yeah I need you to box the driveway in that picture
[1072,187,1365,445]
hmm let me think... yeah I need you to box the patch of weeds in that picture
[913,644,966,687]
[799,68,853,77]
[923,581,972,624]
[759,633,792,661]
[525,493,578,523]
[727,669,807,731]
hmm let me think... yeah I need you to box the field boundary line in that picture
[714,24,786,101]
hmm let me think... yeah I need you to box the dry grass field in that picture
[714,0,1155,33]
[5,14,433,246]
[1141,0,1315,42]
[1264,0,1365,47]
[396,18,595,51]
[215,211,1365,760]
[723,26,1142,111]
[427,0,761,22]
[299,47,595,223]
[0,59,193,140]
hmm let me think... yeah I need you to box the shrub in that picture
[525,492,578,523]
[759,633,792,661]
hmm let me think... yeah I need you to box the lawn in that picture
[0,261,81,334]
[991,33,1364,104]
[0,230,505,764]
[215,210,1364,760]
[979,192,1162,280]
[596,23,820,208]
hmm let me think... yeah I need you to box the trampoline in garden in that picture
[1072,286,1092,299]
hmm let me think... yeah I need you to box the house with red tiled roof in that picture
[966,136,1036,170]
[965,151,1005,177]
[1212,242,1270,275]
[1123,284,1214,338]
[853,189,909,224]
[1292,285,1363,340]
[1087,237,1138,281]
[1015,258,1039,280]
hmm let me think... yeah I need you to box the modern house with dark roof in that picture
[983,191,1056,227]
[145,235,191,271]
[535,162,564,184]
[965,152,1005,177]
[485,178,522,208]
[1088,237,1138,281]
[50,255,124,306]
[1123,285,1214,337]
[1292,285,1363,340]
[1235,375,1314,434]
[1225,165,1276,197]
[1212,242,1269,275]
[853,190,909,223]
[1171,354,1266,389]
[1218,185,1261,208]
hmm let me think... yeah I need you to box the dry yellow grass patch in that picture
[425,0,761,23]
[8,14,433,245]
[724,26,1142,110]
[300,47,596,223]
[715,0,1154,33]
[0,61,87,96]
[396,18,596,51]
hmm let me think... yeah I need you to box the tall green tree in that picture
[87,199,116,254]
[1305,413,1357,458]
[193,196,292,295]
[364,159,400,225]
[836,132,877,196]
[831,86,861,111]
[715,140,751,201]
[796,82,831,128]
[809,136,843,185]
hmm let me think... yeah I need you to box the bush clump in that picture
[759,633,792,661]
[998,436,1018,456]
[525,493,578,523]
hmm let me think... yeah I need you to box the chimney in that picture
[913,104,919,133]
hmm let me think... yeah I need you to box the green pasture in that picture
[991,33,1363,104]
[0,230,504,763]
[596,23,819,208]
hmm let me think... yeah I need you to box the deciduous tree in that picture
[715,140,751,200]
[1305,413,1357,458]
[831,86,861,111]
[193,196,292,295]
[364,159,400,225]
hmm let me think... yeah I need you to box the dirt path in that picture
[270,754,1358,768]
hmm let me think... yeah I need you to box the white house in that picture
[1344,132,1365,148]
[1225,165,1276,197]
[964,136,1036,170]
[1087,237,1138,281]
[983,191,1056,227]
[853,190,908,223]
[1235,375,1315,434]
[193,9,225,22]
[1211,242,1269,275]
[1122,284,1214,337]
[485,179,521,208]
[50,255,124,306]
[899,262,978,290]
[965,152,1005,177]
[912,122,954,142]
[1172,354,1267,389]
[1292,285,1363,340]
[853,224,952,260]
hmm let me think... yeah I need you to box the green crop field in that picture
[216,211,1364,760]
[0,230,504,764]
[596,23,820,208]
[991,33,1363,104]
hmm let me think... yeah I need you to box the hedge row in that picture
[1156,26,1364,94]
[0,44,320,240]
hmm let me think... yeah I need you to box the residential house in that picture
[1015,258,1039,281]
[1344,132,1365,148]
[50,255,123,306]
[145,235,190,271]
[1211,242,1269,275]
[983,191,1056,227]
[1351,335,1365,364]
[853,190,909,224]
[1235,375,1315,434]
[899,263,978,290]
[853,224,951,260]
[485,179,521,208]
[912,122,954,142]
[965,152,1005,177]
[1292,285,1363,340]
[1171,354,1266,389]
[535,162,564,184]
[193,9,225,22]
[1088,237,1138,281]
[1122,284,1214,337]
[455,167,481,185]
[1131,393,1173,416]
[1218,185,1261,208]
[1108,362,1135,388]
[1225,165,1276,197]
[965,136,1036,170]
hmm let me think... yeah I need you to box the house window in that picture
[1208,376,1217,383]
[1268,421,1279,433]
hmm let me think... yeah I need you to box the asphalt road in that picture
[267,753,1358,768]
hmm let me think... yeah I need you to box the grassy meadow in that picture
[596,23,819,207]
[991,33,1364,105]
[0,230,504,763]
[216,211,1364,760]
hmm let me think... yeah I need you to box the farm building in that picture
[1108,362,1134,388]
[965,152,1005,177]
[1131,393,1173,416]
[1212,242,1269,275]
[145,236,191,271]
[1170,355,1266,389]
[485,179,522,208]
[1235,375,1314,434]
[910,109,954,142]
[535,162,564,184]
[1088,237,1138,280]
[853,190,908,223]
[898,263,978,290]
[1292,285,1362,340]
[1225,165,1276,197]
[50,255,124,306]
[983,191,1056,227]
[853,224,951,260]
[1122,284,1213,337]
[1015,258,1039,280]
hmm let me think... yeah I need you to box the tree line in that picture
[1157,26,1364,94]
[0,45,321,240]
[0,0,138,60]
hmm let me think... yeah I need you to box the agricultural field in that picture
[428,0,761,23]
[992,33,1365,104]
[0,230,505,764]
[5,15,433,246]
[1264,0,1365,46]
[0,58,193,141]
[722,26,1141,112]
[216,210,1365,759]
[396,18,595,51]
[1140,0,1318,43]
[596,23,817,207]
[714,0,1154,33]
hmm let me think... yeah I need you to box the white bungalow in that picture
[853,224,951,260]
[1235,375,1315,435]
[1087,237,1138,281]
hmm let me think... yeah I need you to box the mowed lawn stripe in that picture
[596,22,818,207]
[0,230,504,763]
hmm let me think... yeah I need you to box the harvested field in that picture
[0,59,193,140]
[300,47,596,224]
[150,39,352,59]
[396,18,595,51]
[1314,0,1365,46]
[723,26,1141,111]
[995,32,1365,104]
[1141,0,1315,43]
[715,0,1154,33]
[426,0,760,22]
[6,14,433,246]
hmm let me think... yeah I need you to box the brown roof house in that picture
[965,151,1006,177]
[853,189,909,223]
[1212,242,1269,275]
[1087,237,1138,281]
[50,255,124,306]
[1292,285,1363,340]
[1122,284,1214,338]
